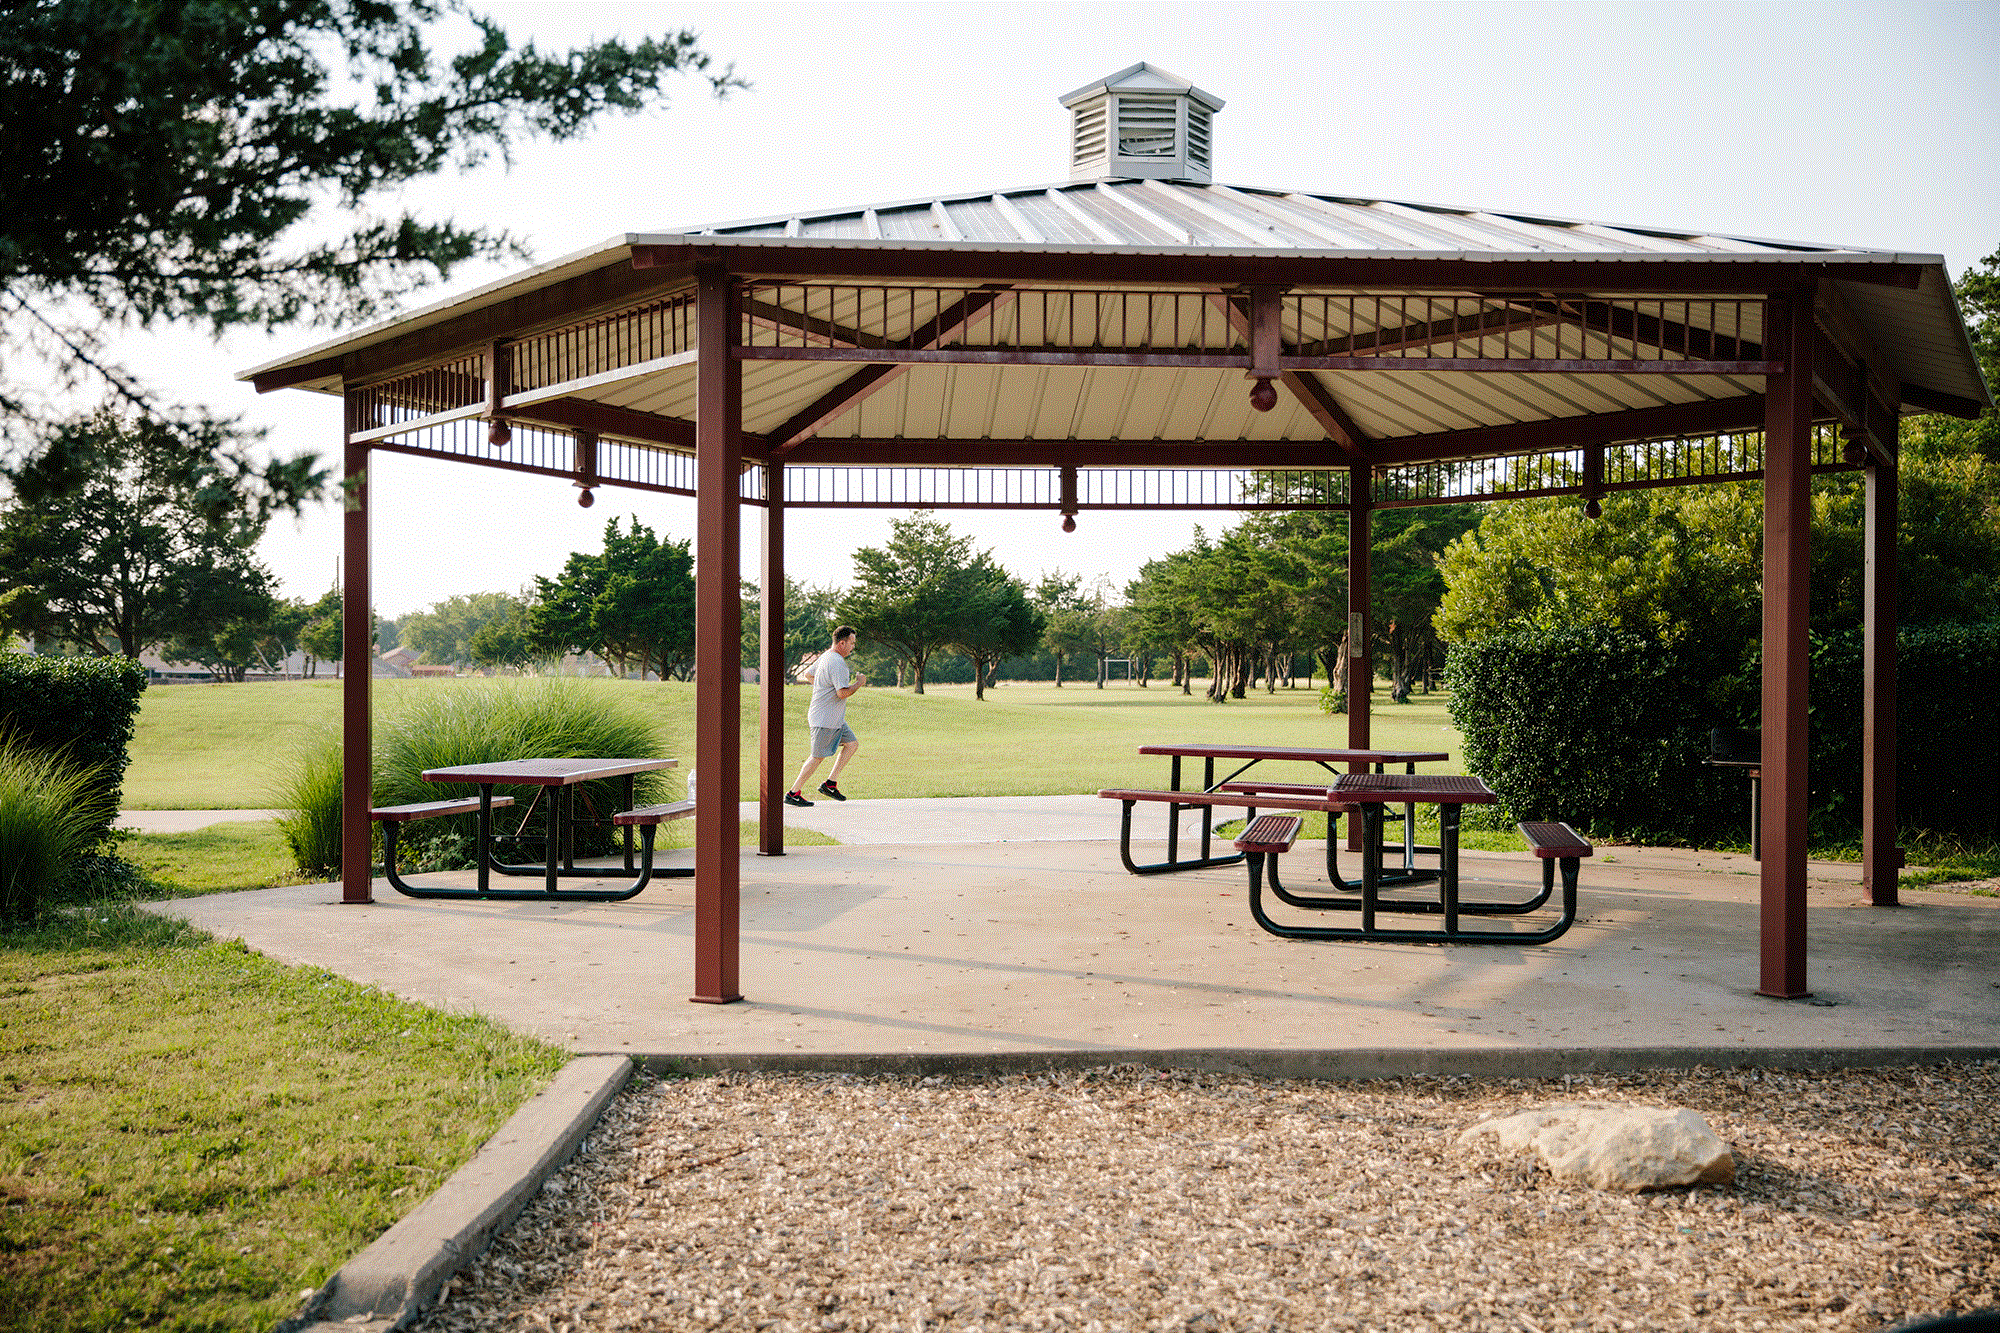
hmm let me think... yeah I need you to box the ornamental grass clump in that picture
[0,737,110,923]
[272,726,345,879]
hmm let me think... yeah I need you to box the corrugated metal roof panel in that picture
[671,178,1895,263]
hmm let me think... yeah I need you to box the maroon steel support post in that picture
[340,404,373,904]
[1345,461,1372,850]
[1861,452,1901,904]
[1758,288,1815,998]
[692,266,744,1003]
[758,462,787,856]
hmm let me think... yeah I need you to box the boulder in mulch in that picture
[1459,1101,1736,1191]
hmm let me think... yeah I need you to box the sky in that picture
[124,0,2000,619]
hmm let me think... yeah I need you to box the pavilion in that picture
[242,62,1990,1006]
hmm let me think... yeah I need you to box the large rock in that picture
[1458,1102,1735,1192]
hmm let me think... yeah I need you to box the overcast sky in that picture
[148,0,2000,618]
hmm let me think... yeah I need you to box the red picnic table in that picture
[1237,772,1585,945]
[373,757,685,902]
[1112,742,1449,880]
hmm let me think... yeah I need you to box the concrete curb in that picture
[635,1044,2000,1083]
[278,1054,633,1333]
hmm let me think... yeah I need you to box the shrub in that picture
[0,737,110,923]
[1445,626,1741,840]
[1755,620,2000,838]
[0,653,147,838]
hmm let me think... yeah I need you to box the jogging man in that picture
[786,626,866,806]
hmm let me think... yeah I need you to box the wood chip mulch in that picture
[410,1061,2000,1333]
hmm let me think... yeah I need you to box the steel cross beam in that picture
[1203,290,1369,461]
[767,286,1018,457]
[1294,303,1565,357]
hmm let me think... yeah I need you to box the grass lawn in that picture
[0,907,567,1333]
[122,675,1462,807]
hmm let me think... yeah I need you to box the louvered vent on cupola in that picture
[1060,62,1224,184]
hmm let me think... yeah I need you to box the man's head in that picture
[832,626,857,656]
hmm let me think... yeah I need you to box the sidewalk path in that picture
[115,809,286,833]
[116,796,1199,845]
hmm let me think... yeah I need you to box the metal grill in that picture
[1285,295,1765,365]
[358,412,1848,513]
[1373,423,1844,505]
[506,296,697,395]
[742,284,1243,353]
[764,466,1348,510]
[736,285,1765,368]
[364,417,761,501]
[346,353,486,441]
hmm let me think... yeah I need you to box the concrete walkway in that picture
[116,809,288,833]
[145,797,2000,1067]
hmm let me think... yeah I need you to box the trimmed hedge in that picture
[1444,627,1743,841]
[1448,621,2000,843]
[1797,621,2000,837]
[0,653,147,838]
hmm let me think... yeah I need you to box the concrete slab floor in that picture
[147,835,2000,1064]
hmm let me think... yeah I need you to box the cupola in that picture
[1060,62,1224,184]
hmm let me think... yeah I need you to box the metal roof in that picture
[663,176,1874,260]
[241,176,1990,444]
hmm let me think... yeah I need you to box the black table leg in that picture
[622,774,636,872]
[1441,801,1460,936]
[476,785,494,896]
[1361,803,1383,935]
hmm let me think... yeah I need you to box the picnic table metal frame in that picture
[1124,743,1449,884]
[1243,773,1578,944]
[384,757,684,902]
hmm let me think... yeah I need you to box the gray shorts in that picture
[810,722,858,758]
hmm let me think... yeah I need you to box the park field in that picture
[121,676,1466,809]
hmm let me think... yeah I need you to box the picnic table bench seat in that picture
[608,798,698,881]
[370,796,514,823]
[611,799,698,827]
[1098,785,1351,876]
[1234,813,1304,855]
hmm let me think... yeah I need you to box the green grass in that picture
[121,676,1998,880]
[0,906,568,1333]
[122,676,1463,807]
[114,822,305,897]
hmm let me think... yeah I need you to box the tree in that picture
[162,588,288,682]
[1949,246,2000,459]
[1434,448,2000,702]
[399,591,526,666]
[297,589,377,675]
[0,412,287,657]
[1364,505,1481,698]
[740,577,844,679]
[0,1,736,441]
[526,517,695,678]
[840,512,992,695]
[1033,572,1095,687]
[467,603,533,672]
[1125,547,1206,695]
[948,561,1046,700]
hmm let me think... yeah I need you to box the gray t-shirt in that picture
[807,649,852,729]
